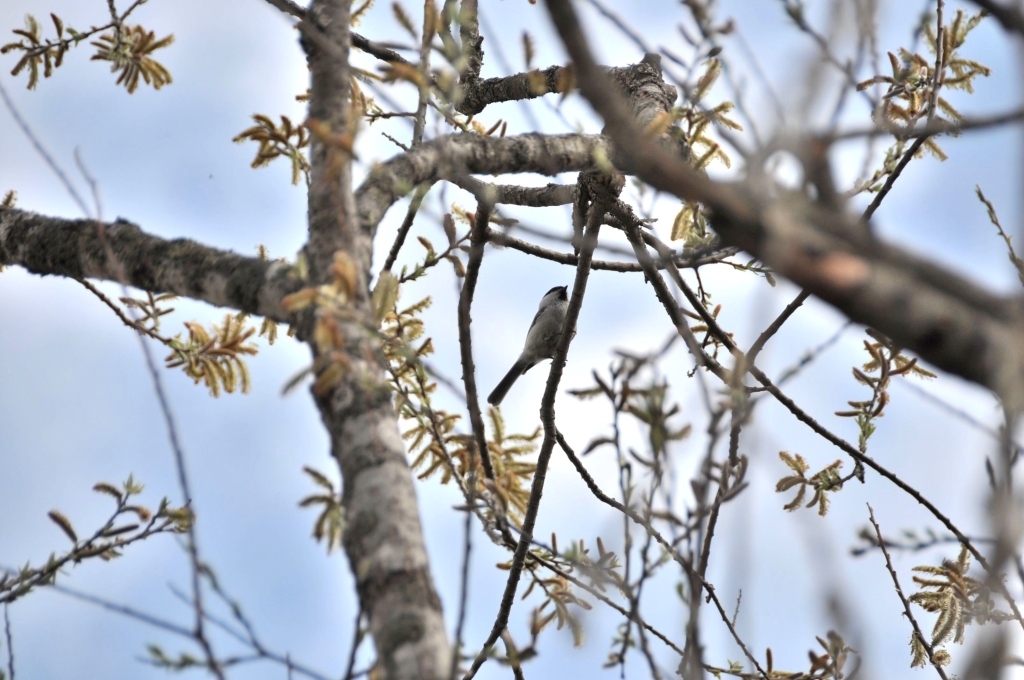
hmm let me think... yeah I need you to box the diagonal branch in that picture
[966,0,1024,36]
[462,200,603,680]
[868,505,951,680]
[542,0,1024,404]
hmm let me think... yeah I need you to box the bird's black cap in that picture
[545,285,568,301]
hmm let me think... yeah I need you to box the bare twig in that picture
[457,200,498,482]
[76,279,174,347]
[862,135,928,223]
[449,503,474,680]
[927,0,945,123]
[487,227,738,273]
[49,583,193,638]
[382,183,432,272]
[746,290,810,367]
[832,107,1024,141]
[462,201,602,680]
[343,607,363,680]
[4,603,14,680]
[868,505,950,679]
[412,0,434,146]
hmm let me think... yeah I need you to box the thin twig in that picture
[76,279,174,347]
[50,583,192,638]
[412,0,434,146]
[382,183,432,272]
[928,0,945,123]
[862,136,927,222]
[868,505,950,680]
[4,603,14,680]
[449,502,474,680]
[499,631,525,680]
[487,227,738,273]
[831,107,1024,141]
[451,197,494,680]
[343,607,363,680]
[687,408,743,673]
[461,201,602,680]
[746,290,810,366]
[457,199,498,482]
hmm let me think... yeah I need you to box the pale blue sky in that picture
[1,0,1022,678]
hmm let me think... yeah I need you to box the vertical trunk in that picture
[304,2,451,677]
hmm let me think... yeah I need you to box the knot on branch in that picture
[605,53,678,130]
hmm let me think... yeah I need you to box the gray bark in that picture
[302,1,450,678]
[0,209,302,321]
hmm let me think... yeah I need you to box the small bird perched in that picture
[487,285,569,406]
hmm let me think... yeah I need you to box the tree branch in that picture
[456,65,571,116]
[542,0,1024,404]
[487,227,738,272]
[355,132,608,239]
[868,506,951,680]
[966,0,1024,36]
[457,200,497,482]
[0,208,302,322]
[463,202,603,680]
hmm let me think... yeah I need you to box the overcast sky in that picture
[2,0,1023,678]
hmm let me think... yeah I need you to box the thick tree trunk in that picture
[302,2,450,677]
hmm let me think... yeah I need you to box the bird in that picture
[487,285,569,406]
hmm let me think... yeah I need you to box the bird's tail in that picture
[487,359,528,406]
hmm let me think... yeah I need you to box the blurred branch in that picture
[967,0,1024,36]
[542,0,1024,403]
